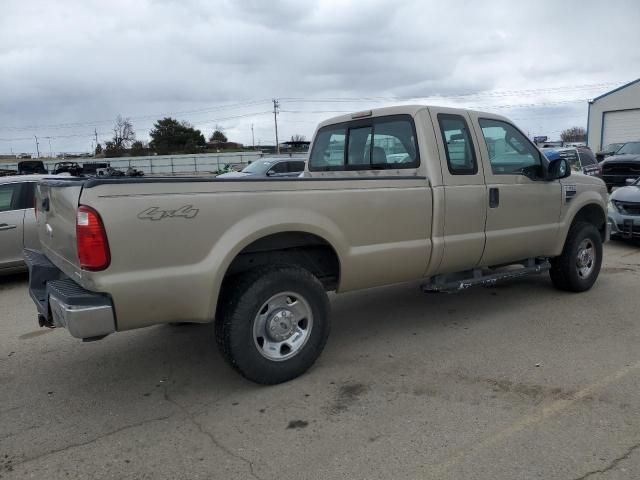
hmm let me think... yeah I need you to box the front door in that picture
[469,114,562,266]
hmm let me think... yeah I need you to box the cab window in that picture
[479,118,542,176]
[309,115,419,171]
[438,114,477,175]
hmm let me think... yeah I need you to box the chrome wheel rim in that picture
[576,238,596,279]
[253,292,313,361]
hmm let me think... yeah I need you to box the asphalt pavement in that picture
[1,239,639,479]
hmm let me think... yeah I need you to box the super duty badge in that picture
[137,205,199,221]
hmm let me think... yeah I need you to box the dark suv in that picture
[600,141,640,191]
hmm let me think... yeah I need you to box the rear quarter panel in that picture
[79,177,432,331]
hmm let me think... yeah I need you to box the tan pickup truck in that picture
[25,105,608,384]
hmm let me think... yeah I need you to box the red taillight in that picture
[76,205,110,271]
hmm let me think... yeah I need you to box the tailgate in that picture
[36,179,85,278]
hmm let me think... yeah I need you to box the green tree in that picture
[95,143,103,156]
[130,140,147,156]
[104,141,124,158]
[210,129,228,143]
[149,117,206,155]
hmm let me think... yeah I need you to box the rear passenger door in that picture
[430,107,487,273]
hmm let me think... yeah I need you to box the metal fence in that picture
[3,152,307,176]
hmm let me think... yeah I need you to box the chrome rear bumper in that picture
[24,249,116,341]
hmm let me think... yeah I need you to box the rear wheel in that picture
[216,265,330,384]
[550,222,602,292]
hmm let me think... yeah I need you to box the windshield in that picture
[616,142,640,155]
[241,160,273,174]
[602,143,623,152]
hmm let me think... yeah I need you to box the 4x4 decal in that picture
[137,205,199,221]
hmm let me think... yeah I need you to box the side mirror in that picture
[266,170,275,177]
[547,157,571,180]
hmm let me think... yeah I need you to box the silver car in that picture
[608,177,640,239]
[0,175,58,274]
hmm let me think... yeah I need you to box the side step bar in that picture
[422,258,551,294]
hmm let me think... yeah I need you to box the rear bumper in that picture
[24,249,116,340]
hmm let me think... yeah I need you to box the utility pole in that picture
[34,135,40,158]
[94,129,98,156]
[251,124,255,150]
[47,137,52,158]
[272,99,280,154]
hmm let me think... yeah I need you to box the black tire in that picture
[549,221,603,292]
[215,265,330,384]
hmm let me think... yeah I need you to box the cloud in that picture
[0,0,639,153]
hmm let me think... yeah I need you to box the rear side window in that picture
[309,115,419,171]
[288,161,306,172]
[577,149,597,166]
[438,114,477,175]
[309,126,347,170]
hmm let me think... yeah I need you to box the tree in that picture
[149,117,206,155]
[130,140,147,156]
[210,129,228,143]
[95,143,103,156]
[560,126,587,143]
[291,134,306,142]
[112,115,136,149]
[104,141,123,158]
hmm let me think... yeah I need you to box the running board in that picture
[422,259,551,294]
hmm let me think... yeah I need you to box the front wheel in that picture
[549,222,603,292]
[216,266,331,384]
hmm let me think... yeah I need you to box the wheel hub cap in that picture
[267,310,295,341]
[576,239,595,278]
[253,292,314,361]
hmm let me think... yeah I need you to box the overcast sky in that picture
[1,0,639,155]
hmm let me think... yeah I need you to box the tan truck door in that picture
[469,113,562,266]
[428,107,487,274]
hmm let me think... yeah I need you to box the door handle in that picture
[489,188,500,208]
[0,223,17,231]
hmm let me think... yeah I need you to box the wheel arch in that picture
[206,215,346,320]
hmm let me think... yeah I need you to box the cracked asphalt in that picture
[1,239,640,480]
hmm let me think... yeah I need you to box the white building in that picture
[587,78,640,151]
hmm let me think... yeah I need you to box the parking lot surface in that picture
[1,239,639,480]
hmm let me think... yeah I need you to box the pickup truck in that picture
[25,105,609,384]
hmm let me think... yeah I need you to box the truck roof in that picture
[316,104,504,129]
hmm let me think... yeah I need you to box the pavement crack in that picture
[6,413,175,470]
[164,389,263,480]
[572,441,640,480]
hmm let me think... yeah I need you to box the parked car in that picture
[599,141,640,191]
[52,161,82,176]
[216,158,306,178]
[17,160,47,175]
[0,175,58,274]
[596,142,624,162]
[25,105,608,384]
[608,177,640,239]
[541,147,601,177]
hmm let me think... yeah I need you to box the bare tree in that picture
[560,126,587,143]
[290,134,306,142]
[112,115,136,149]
